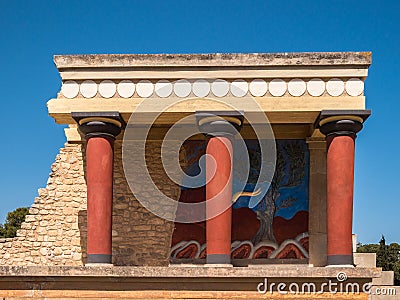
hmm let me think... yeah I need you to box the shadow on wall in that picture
[78,206,139,266]
[78,210,87,265]
[80,143,88,266]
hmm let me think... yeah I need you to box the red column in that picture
[73,112,122,265]
[206,136,233,264]
[86,136,114,264]
[319,112,370,266]
[326,135,355,265]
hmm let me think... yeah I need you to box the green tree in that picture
[357,242,379,253]
[0,207,29,238]
[377,235,390,271]
[357,235,400,285]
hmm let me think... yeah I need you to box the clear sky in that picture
[0,0,399,244]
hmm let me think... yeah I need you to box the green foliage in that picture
[357,235,400,285]
[0,207,29,238]
[357,242,379,253]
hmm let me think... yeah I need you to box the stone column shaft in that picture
[318,110,370,266]
[72,112,123,265]
[206,136,233,264]
[326,134,355,265]
[196,111,244,265]
[86,136,114,263]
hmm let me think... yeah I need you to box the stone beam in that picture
[54,52,371,68]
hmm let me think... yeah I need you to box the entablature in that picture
[47,52,371,142]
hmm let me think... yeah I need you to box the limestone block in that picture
[372,271,394,285]
[354,253,376,268]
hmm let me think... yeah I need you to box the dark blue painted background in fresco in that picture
[181,140,309,220]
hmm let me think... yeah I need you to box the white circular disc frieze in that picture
[346,78,364,96]
[117,80,135,98]
[269,79,287,97]
[211,79,229,97]
[99,80,116,98]
[193,79,210,97]
[80,80,98,98]
[288,79,306,96]
[249,79,268,97]
[230,79,248,97]
[326,78,344,97]
[61,80,79,98]
[136,80,154,97]
[155,80,173,98]
[174,79,191,97]
[307,78,325,97]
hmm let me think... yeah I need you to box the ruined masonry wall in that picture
[0,140,178,266]
[0,143,86,266]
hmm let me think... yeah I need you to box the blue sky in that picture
[0,0,399,244]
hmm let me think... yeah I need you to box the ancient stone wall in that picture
[111,140,177,266]
[0,143,86,266]
[0,139,179,266]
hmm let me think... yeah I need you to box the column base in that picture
[327,255,353,266]
[206,254,231,265]
[87,254,112,264]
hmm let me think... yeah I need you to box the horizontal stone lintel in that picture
[0,266,381,279]
[59,68,369,81]
[48,96,366,126]
[54,52,372,69]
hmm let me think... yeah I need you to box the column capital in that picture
[72,112,124,140]
[317,110,371,138]
[196,111,244,137]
